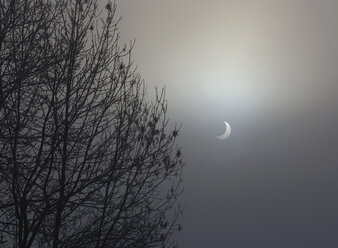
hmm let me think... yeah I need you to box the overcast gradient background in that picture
[115,1,338,247]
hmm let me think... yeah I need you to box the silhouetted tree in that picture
[0,1,183,247]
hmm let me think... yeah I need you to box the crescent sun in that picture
[216,121,231,140]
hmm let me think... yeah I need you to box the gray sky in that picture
[116,1,338,247]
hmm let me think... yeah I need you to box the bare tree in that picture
[0,1,183,247]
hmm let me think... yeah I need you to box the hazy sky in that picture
[116,1,338,247]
